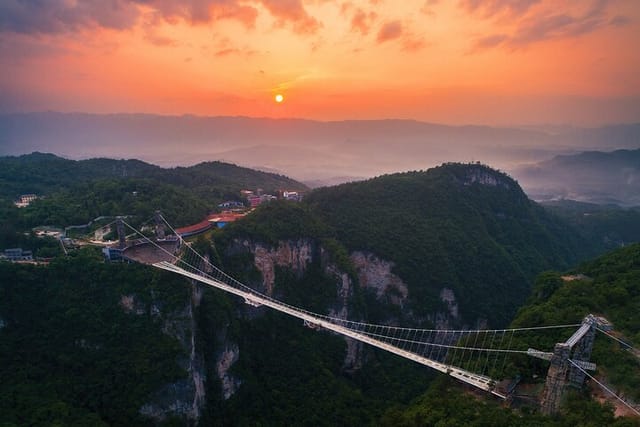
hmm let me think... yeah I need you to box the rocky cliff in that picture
[217,237,467,379]
[121,283,207,425]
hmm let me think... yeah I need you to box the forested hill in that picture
[512,243,640,400]
[0,152,306,200]
[2,160,638,426]
[222,163,597,326]
[375,244,640,426]
[0,153,306,228]
[308,164,596,324]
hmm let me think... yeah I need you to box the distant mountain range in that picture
[1,112,638,187]
[513,149,640,206]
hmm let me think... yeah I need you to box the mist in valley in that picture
[1,112,638,204]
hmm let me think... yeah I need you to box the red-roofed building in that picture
[175,211,246,237]
[208,211,245,228]
[175,219,213,237]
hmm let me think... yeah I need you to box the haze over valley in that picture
[2,112,639,204]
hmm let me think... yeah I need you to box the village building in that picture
[14,194,38,208]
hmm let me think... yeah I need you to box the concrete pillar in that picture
[569,324,595,387]
[154,210,166,240]
[116,217,126,249]
[540,343,571,415]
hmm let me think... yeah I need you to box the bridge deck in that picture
[154,261,506,399]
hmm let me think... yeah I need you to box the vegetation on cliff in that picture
[378,376,638,427]
[0,251,190,426]
[2,158,639,426]
[510,243,640,401]
[0,152,307,230]
[542,200,640,250]
[377,244,640,426]
[225,163,597,326]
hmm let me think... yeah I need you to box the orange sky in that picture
[1,0,639,125]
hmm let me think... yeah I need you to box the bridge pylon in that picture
[154,210,166,240]
[539,314,601,415]
[116,216,127,249]
[540,343,572,415]
[568,319,596,388]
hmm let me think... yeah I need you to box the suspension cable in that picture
[596,328,638,354]
[120,215,582,347]
[568,359,640,416]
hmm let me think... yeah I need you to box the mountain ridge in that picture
[514,148,640,206]
[1,158,638,425]
[2,112,638,182]
[220,163,597,327]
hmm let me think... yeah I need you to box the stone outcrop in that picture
[350,251,408,307]
[119,294,146,315]
[324,262,363,371]
[216,343,242,400]
[227,237,487,376]
[235,239,417,370]
[430,287,462,330]
[238,238,315,294]
[138,283,207,425]
[463,166,511,189]
[325,262,353,320]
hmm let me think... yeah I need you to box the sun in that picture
[274,94,284,103]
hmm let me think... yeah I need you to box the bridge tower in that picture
[539,315,600,415]
[154,210,166,240]
[568,319,596,387]
[540,343,572,415]
[116,216,127,249]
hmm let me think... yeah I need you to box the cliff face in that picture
[219,237,467,376]
[235,238,316,294]
[350,251,408,308]
[233,238,411,310]
[122,283,207,425]
[461,165,512,189]
[216,343,241,400]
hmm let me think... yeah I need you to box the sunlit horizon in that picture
[1,1,639,127]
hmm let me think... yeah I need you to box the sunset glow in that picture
[1,0,639,125]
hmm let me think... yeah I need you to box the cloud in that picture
[145,33,179,47]
[259,0,322,34]
[376,20,403,43]
[137,0,259,28]
[0,0,325,39]
[609,15,632,27]
[211,3,259,28]
[0,0,261,34]
[472,34,508,50]
[421,0,439,17]
[215,47,240,56]
[460,0,541,18]
[211,36,257,57]
[402,36,427,52]
[373,19,425,50]
[350,8,377,35]
[0,0,139,34]
[469,0,631,51]
[214,46,256,57]
[0,33,77,59]
[340,2,353,15]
